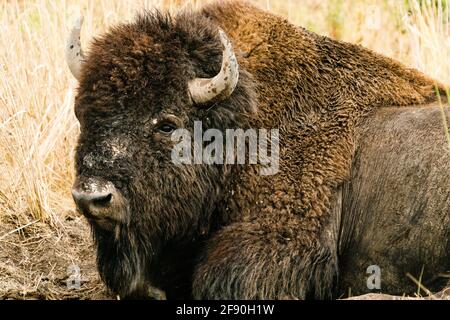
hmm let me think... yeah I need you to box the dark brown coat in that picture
[73,0,448,299]
[192,1,447,299]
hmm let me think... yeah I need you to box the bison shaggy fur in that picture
[72,1,448,299]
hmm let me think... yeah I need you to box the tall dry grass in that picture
[0,0,449,223]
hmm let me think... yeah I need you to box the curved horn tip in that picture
[66,15,85,80]
[217,29,230,47]
[188,29,239,105]
[74,16,84,29]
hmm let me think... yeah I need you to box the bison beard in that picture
[94,227,147,298]
[69,1,449,299]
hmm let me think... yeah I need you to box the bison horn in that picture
[65,16,85,80]
[188,29,239,105]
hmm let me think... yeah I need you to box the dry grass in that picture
[0,0,448,300]
[0,211,108,299]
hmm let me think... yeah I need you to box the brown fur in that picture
[338,105,450,296]
[72,0,448,299]
[192,1,447,299]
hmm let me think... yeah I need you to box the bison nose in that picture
[71,177,126,229]
[71,190,113,214]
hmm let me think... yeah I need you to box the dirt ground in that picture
[0,210,448,300]
[0,210,111,300]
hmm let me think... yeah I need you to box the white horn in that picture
[65,16,85,80]
[188,29,239,105]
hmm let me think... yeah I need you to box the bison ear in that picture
[65,16,85,80]
[188,29,239,105]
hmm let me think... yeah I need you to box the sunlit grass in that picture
[0,0,448,222]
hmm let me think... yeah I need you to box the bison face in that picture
[68,11,256,297]
[72,98,224,297]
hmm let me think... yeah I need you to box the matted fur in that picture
[73,1,447,299]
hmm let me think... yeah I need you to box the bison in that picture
[67,1,449,299]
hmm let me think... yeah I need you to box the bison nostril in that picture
[92,193,112,208]
[71,190,114,214]
[71,178,124,229]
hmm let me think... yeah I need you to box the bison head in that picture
[67,11,256,298]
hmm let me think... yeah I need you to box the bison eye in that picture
[156,122,177,134]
